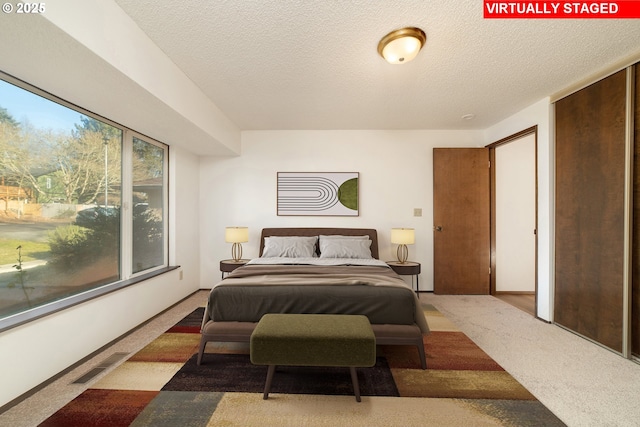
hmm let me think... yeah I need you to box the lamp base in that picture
[396,244,409,264]
[231,243,243,262]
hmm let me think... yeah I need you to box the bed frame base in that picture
[197,321,427,369]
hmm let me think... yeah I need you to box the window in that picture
[132,136,166,273]
[0,73,169,330]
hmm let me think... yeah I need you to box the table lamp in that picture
[225,226,248,262]
[391,228,415,263]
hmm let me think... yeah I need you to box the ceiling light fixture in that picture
[377,27,426,64]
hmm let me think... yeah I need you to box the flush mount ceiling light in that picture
[377,27,426,64]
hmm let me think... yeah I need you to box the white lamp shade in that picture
[391,228,415,245]
[381,36,423,64]
[225,227,248,243]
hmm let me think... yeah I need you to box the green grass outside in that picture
[0,239,50,266]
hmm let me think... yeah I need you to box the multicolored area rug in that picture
[39,305,565,426]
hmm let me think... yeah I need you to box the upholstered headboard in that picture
[259,227,379,259]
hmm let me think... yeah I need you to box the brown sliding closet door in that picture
[555,69,627,353]
[633,65,640,359]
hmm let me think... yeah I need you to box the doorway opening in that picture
[487,127,538,317]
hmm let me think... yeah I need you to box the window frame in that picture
[0,71,172,333]
[129,131,170,277]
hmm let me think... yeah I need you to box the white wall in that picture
[484,98,553,321]
[170,147,202,280]
[0,0,239,156]
[0,147,201,408]
[200,130,484,291]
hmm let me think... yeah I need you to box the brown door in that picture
[433,148,490,294]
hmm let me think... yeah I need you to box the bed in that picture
[198,227,429,368]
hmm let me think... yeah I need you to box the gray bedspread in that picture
[206,264,430,333]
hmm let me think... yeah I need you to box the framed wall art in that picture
[277,172,359,216]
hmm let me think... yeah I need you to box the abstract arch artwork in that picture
[277,172,359,216]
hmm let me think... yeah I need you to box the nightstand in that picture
[220,259,249,278]
[386,261,421,295]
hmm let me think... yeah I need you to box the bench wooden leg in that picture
[263,365,276,400]
[196,339,207,366]
[349,367,361,402]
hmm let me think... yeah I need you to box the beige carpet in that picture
[426,294,640,427]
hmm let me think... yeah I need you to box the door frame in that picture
[486,126,539,315]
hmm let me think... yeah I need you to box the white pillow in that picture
[319,238,373,259]
[261,236,318,258]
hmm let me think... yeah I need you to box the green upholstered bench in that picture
[250,313,376,402]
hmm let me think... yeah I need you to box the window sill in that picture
[0,266,180,334]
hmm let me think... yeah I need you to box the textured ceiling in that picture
[114,0,640,130]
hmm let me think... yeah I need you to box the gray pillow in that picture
[261,236,318,258]
[319,238,373,259]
